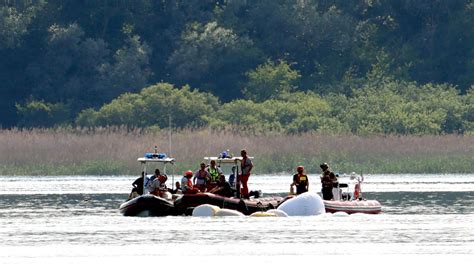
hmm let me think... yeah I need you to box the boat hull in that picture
[119,194,175,216]
[174,193,283,216]
[324,200,382,214]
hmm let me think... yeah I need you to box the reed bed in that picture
[0,128,473,175]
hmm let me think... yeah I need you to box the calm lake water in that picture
[1,174,473,269]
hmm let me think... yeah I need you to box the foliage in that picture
[16,100,70,128]
[167,21,261,100]
[0,0,473,134]
[0,3,43,49]
[242,60,301,102]
[76,83,219,129]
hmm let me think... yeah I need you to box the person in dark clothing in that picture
[129,172,145,199]
[210,175,234,197]
[169,181,182,194]
[320,163,333,200]
[291,165,309,195]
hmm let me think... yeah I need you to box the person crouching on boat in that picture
[193,162,211,192]
[181,170,200,194]
[206,159,223,191]
[170,181,182,194]
[149,174,169,197]
[320,163,333,200]
[145,169,161,193]
[210,175,234,197]
[291,166,309,195]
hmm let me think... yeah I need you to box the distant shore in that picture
[1,128,473,175]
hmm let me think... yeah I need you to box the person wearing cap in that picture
[291,166,309,195]
[320,163,333,200]
[239,149,253,198]
[181,170,199,194]
[149,174,169,196]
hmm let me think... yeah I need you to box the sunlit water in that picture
[1,174,473,269]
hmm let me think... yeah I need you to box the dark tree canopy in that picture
[0,0,472,134]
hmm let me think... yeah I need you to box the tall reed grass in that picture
[0,127,473,175]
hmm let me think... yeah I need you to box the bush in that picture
[16,100,70,127]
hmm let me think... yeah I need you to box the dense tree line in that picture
[1,0,473,134]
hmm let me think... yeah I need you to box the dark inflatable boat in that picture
[119,193,285,217]
[119,194,175,216]
[174,193,284,216]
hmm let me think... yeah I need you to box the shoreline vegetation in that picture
[1,128,473,175]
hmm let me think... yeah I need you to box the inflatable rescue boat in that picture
[323,199,382,214]
[174,193,284,216]
[120,194,175,216]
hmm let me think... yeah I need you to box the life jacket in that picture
[296,174,308,184]
[241,157,252,175]
[321,174,332,188]
[208,167,219,182]
[197,169,208,180]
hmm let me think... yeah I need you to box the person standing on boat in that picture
[329,172,340,200]
[291,166,309,195]
[320,163,333,200]
[206,159,223,191]
[239,149,253,198]
[228,165,236,188]
[193,162,211,192]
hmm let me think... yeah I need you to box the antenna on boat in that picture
[207,125,211,164]
[168,114,174,183]
[168,114,172,157]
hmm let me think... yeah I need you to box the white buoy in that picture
[215,209,245,217]
[266,209,288,217]
[332,211,349,217]
[192,204,220,217]
[250,211,277,217]
[277,192,326,216]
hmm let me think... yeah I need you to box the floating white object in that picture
[192,204,220,217]
[266,209,288,217]
[277,192,326,216]
[332,211,349,217]
[215,209,245,217]
[250,211,276,217]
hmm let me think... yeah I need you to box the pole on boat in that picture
[142,161,147,195]
[168,114,174,184]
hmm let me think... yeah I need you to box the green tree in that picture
[242,60,301,102]
[76,83,220,129]
[27,23,110,113]
[16,100,70,128]
[0,4,43,49]
[167,21,261,100]
[95,33,152,102]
